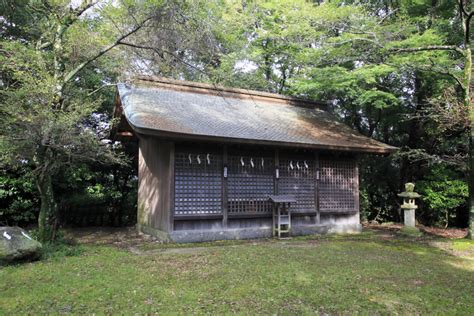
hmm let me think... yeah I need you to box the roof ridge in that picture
[132,75,327,109]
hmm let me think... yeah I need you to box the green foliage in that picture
[0,0,144,239]
[1,0,470,231]
[196,0,469,228]
[418,166,468,228]
[55,163,138,226]
[39,242,84,261]
[0,167,38,226]
[28,228,84,260]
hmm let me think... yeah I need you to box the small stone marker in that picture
[397,183,421,234]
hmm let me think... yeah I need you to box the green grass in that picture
[1,233,473,314]
[452,239,474,251]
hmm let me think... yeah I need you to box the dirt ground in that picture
[64,226,152,248]
[363,222,468,238]
[63,224,471,258]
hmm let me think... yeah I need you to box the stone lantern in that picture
[397,182,421,229]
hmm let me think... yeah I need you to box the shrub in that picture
[0,169,38,226]
[417,165,468,228]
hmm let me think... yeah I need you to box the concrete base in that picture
[170,227,273,243]
[139,223,362,243]
[137,224,171,242]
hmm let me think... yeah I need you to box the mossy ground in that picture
[0,229,473,314]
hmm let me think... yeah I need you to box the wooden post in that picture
[278,204,281,238]
[314,151,320,224]
[288,202,291,231]
[354,155,360,215]
[169,142,175,232]
[274,149,279,194]
[222,145,228,228]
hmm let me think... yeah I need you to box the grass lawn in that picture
[1,229,473,314]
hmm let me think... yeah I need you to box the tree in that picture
[380,0,472,236]
[182,0,471,230]
[0,0,167,242]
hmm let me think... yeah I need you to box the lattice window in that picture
[174,151,222,216]
[228,155,274,216]
[319,160,357,212]
[278,156,316,213]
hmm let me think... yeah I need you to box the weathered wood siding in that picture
[319,158,358,214]
[169,144,359,231]
[174,148,223,217]
[278,152,316,214]
[138,137,174,233]
[227,154,274,216]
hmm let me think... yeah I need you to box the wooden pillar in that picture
[169,142,175,232]
[354,155,360,214]
[314,151,320,224]
[222,145,228,228]
[274,149,279,194]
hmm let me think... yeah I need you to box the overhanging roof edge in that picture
[115,81,398,155]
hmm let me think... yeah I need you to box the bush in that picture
[39,242,85,261]
[29,228,84,260]
[417,165,468,228]
[0,168,38,226]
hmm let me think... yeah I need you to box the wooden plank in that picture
[138,137,174,233]
[131,129,394,155]
[228,213,272,219]
[319,210,358,215]
[174,214,223,221]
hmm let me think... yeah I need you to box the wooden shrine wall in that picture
[319,159,358,213]
[174,148,222,217]
[227,154,274,217]
[172,144,359,223]
[278,153,316,214]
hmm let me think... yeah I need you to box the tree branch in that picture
[382,61,466,90]
[378,8,399,25]
[465,12,473,45]
[390,45,465,55]
[458,0,472,45]
[330,37,383,48]
[69,0,99,18]
[56,1,99,42]
[117,41,208,76]
[63,17,152,84]
[459,0,470,17]
[88,83,117,96]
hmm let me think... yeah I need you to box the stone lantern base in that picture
[403,208,416,227]
[400,208,422,236]
[400,226,422,236]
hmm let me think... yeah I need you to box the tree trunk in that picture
[37,171,57,242]
[470,120,473,238]
[467,46,473,238]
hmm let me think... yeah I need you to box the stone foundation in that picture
[138,223,362,243]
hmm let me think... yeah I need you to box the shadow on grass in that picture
[1,226,473,314]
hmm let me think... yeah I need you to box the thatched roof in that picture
[113,76,395,154]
